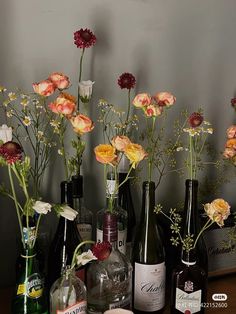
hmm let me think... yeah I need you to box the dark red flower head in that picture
[92,241,112,261]
[0,141,22,164]
[231,97,236,109]
[188,112,204,128]
[74,28,96,49]
[118,72,136,90]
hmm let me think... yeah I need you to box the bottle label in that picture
[77,223,92,241]
[134,262,165,311]
[109,295,131,309]
[56,300,87,314]
[175,288,202,313]
[17,273,43,299]
[96,228,127,255]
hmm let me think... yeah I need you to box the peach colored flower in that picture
[225,138,236,149]
[94,144,117,165]
[226,125,236,139]
[124,143,148,168]
[32,79,56,96]
[70,114,94,135]
[223,147,236,159]
[155,92,176,107]
[133,93,152,108]
[111,135,131,152]
[48,72,70,90]
[49,93,76,116]
[145,104,163,117]
[204,198,230,227]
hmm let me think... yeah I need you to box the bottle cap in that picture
[72,175,83,198]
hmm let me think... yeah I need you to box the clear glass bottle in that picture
[132,181,166,314]
[87,212,132,313]
[72,175,93,242]
[50,267,87,314]
[170,180,207,314]
[96,172,127,255]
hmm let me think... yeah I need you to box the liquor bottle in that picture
[50,267,87,314]
[118,155,136,259]
[72,175,93,242]
[96,172,127,255]
[170,180,207,314]
[47,181,82,289]
[87,212,132,313]
[132,181,166,314]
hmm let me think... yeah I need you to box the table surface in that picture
[1,274,235,313]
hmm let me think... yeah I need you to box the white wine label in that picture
[96,228,127,255]
[109,295,131,309]
[77,223,92,241]
[57,300,87,314]
[134,262,165,311]
[175,288,202,313]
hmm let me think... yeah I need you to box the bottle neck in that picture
[140,181,155,221]
[61,181,73,207]
[102,212,118,248]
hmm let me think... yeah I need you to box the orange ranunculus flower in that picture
[225,138,236,149]
[124,143,148,168]
[226,125,236,139]
[32,79,56,96]
[204,198,230,227]
[133,93,152,108]
[145,104,163,117]
[111,135,131,152]
[70,114,94,135]
[48,72,70,90]
[155,92,176,107]
[223,147,236,159]
[48,93,76,116]
[94,144,117,165]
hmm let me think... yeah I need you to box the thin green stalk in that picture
[148,117,156,182]
[123,89,131,135]
[189,135,193,180]
[33,214,42,248]
[193,219,214,249]
[77,48,85,112]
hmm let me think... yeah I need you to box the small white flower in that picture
[76,249,97,266]
[207,128,213,134]
[60,205,77,221]
[33,201,52,214]
[8,92,17,101]
[58,149,63,155]
[6,110,13,118]
[23,116,31,126]
[0,86,7,93]
[78,80,95,102]
[176,146,184,152]
[0,124,12,143]
[20,98,29,107]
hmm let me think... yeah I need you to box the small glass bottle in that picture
[50,267,87,314]
[87,213,132,313]
[96,172,127,255]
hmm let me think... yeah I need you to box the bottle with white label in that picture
[50,267,87,314]
[170,180,207,314]
[132,181,166,314]
[96,172,127,255]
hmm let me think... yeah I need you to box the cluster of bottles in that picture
[12,166,208,313]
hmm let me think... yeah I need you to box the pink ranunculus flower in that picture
[145,104,163,117]
[155,92,176,107]
[133,93,152,108]
[49,93,76,116]
[226,125,236,139]
[32,79,56,97]
[111,135,131,152]
[70,114,94,135]
[223,147,236,159]
[48,72,70,90]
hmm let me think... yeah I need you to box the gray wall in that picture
[1,0,236,287]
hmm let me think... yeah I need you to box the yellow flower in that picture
[8,92,17,101]
[94,144,117,165]
[204,198,230,227]
[124,143,148,168]
[23,116,31,126]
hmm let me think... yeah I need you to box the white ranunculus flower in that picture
[76,249,97,266]
[33,201,52,214]
[0,124,12,143]
[60,205,78,221]
[78,80,95,102]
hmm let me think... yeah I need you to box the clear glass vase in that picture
[50,268,87,314]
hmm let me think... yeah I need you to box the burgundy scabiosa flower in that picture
[0,141,22,164]
[118,72,136,90]
[74,28,96,49]
[188,112,204,128]
[231,97,236,109]
[92,241,112,261]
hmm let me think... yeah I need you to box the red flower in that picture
[188,112,203,128]
[74,28,96,49]
[92,241,112,261]
[0,141,22,164]
[231,97,236,109]
[118,72,136,90]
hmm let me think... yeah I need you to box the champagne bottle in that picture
[132,181,166,314]
[47,181,82,289]
[170,179,207,314]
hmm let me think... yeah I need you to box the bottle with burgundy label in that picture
[132,181,166,314]
[170,180,207,314]
[87,212,132,313]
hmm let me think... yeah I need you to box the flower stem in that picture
[124,89,131,135]
[193,219,214,249]
[148,117,156,182]
[77,48,85,112]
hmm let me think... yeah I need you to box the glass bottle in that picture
[72,175,93,242]
[96,172,127,255]
[170,180,207,314]
[47,181,82,289]
[50,267,87,314]
[87,212,132,313]
[132,181,166,314]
